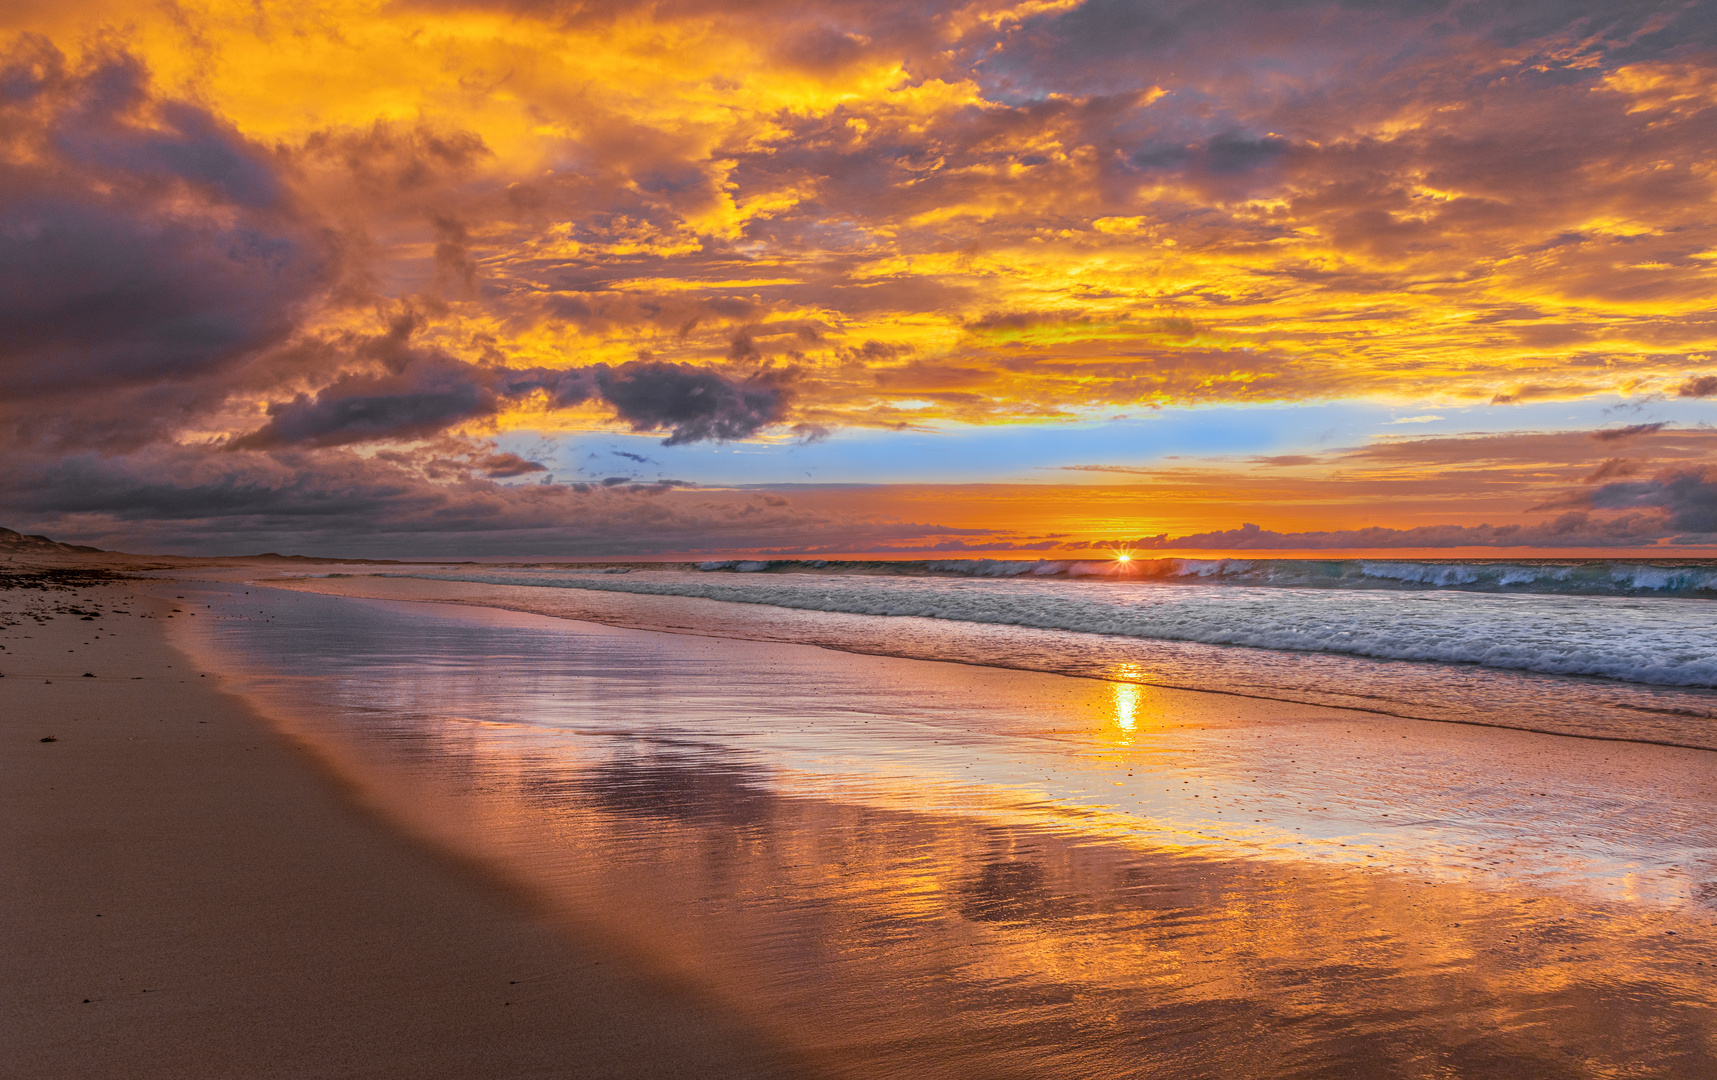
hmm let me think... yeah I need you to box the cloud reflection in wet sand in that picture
[180,586,1717,1078]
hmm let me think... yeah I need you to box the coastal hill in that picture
[0,526,409,566]
[0,527,106,555]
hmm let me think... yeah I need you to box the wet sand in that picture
[0,573,816,1078]
[10,565,1717,1077]
[170,577,1717,1077]
[259,572,1717,903]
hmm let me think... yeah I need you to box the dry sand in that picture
[1,570,816,1079]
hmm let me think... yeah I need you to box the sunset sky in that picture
[2,0,1715,556]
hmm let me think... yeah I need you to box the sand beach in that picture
[1,567,816,1079]
[9,559,1717,1077]
[8,0,1717,1072]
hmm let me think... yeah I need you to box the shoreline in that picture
[211,578,1717,902]
[259,570,1717,753]
[165,577,1717,1076]
[2,572,817,1078]
[13,564,1717,1075]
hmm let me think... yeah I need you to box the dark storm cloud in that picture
[596,362,793,445]
[233,331,790,449]
[0,39,331,403]
[1586,467,1717,535]
[0,38,798,456]
[230,355,560,449]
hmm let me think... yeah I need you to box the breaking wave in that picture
[375,565,1717,689]
[685,557,1717,597]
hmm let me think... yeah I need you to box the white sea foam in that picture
[383,569,1717,689]
[678,556,1717,596]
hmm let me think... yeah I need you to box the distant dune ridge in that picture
[0,527,408,566]
[0,527,104,555]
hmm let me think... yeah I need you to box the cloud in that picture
[1123,514,1676,551]
[1490,385,1602,405]
[0,443,974,557]
[1591,422,1667,442]
[0,38,331,425]
[1054,424,1717,549]
[469,451,546,478]
[1128,132,1291,181]
[595,361,792,445]
[1586,466,1717,535]
[294,120,491,201]
[232,345,788,449]
[10,3,1717,440]
[4,4,1717,554]
[233,354,538,449]
[1336,428,1717,468]
[1580,457,1638,485]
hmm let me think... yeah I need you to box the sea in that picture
[372,556,1717,747]
[172,556,1717,1078]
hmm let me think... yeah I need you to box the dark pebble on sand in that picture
[83,672,94,677]
[40,736,56,742]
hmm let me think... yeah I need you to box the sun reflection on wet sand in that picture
[1110,665,1145,739]
[175,584,1717,1077]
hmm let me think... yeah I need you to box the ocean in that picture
[369,557,1717,747]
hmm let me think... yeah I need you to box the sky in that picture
[1,0,1715,557]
